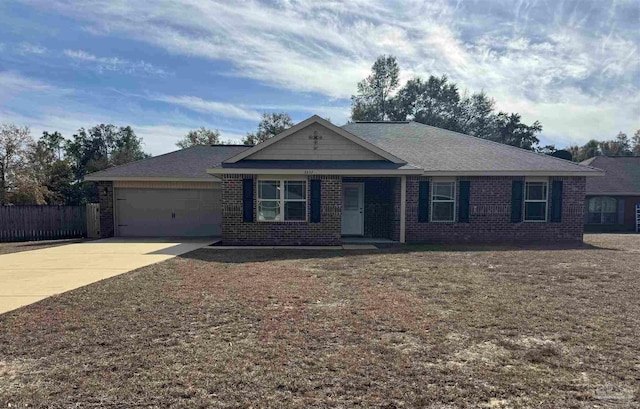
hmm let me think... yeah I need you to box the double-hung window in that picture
[257,179,307,221]
[431,180,456,222]
[586,197,617,224]
[524,180,548,222]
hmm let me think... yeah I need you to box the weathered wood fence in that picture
[0,204,100,242]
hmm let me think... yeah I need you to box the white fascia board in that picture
[207,168,423,176]
[422,170,605,177]
[84,176,221,182]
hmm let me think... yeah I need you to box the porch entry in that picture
[341,183,364,235]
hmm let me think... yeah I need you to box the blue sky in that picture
[0,0,638,155]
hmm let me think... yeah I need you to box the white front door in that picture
[342,183,364,236]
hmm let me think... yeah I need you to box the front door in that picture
[342,183,364,236]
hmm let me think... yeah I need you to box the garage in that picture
[115,187,221,237]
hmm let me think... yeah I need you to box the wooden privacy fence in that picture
[0,204,100,242]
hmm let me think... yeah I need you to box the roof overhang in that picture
[422,170,605,177]
[207,168,424,176]
[208,168,603,177]
[223,115,406,164]
[84,176,221,182]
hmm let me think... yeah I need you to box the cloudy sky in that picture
[0,0,638,155]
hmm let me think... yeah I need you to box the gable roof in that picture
[85,145,251,181]
[223,115,406,164]
[342,121,603,176]
[581,156,640,195]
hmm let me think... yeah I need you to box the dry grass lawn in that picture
[1,234,638,408]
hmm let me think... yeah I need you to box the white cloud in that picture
[17,42,47,55]
[0,73,248,154]
[0,71,66,98]
[63,49,169,76]
[151,95,262,121]
[14,0,640,144]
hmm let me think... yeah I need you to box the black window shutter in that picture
[418,181,430,223]
[310,179,321,223]
[511,180,523,223]
[242,178,254,222]
[550,180,563,223]
[458,180,470,223]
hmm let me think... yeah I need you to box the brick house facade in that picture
[221,174,342,245]
[405,176,585,243]
[89,115,602,243]
[212,174,586,245]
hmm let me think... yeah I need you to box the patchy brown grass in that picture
[0,234,639,408]
[0,239,85,255]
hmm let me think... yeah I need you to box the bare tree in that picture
[0,123,34,205]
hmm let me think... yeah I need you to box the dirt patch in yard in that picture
[0,234,639,408]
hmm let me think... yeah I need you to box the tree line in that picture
[1,123,150,205]
[1,114,293,206]
[351,55,640,160]
[351,55,544,151]
[3,56,637,205]
[567,131,640,162]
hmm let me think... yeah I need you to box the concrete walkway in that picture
[0,238,214,315]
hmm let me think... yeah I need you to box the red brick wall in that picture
[221,174,342,245]
[405,176,586,243]
[97,181,114,238]
[221,175,586,245]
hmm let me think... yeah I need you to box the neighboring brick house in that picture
[581,156,640,232]
[86,115,603,244]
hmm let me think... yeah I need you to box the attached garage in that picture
[84,144,252,239]
[114,182,221,237]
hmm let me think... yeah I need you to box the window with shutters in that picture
[524,180,548,222]
[431,180,456,222]
[257,179,307,221]
[586,196,617,224]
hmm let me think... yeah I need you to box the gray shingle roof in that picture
[85,145,252,180]
[581,156,640,195]
[342,121,601,174]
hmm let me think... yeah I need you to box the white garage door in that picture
[116,188,221,237]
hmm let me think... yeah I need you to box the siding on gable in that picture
[246,123,385,161]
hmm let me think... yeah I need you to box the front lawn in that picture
[1,234,638,408]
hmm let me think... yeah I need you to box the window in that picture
[257,180,307,221]
[524,181,548,222]
[431,181,455,222]
[587,197,617,224]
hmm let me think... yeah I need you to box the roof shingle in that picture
[581,156,640,195]
[85,145,251,180]
[342,121,601,174]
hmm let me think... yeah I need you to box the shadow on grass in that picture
[179,241,615,264]
[3,238,85,248]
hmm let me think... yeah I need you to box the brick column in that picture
[97,181,114,238]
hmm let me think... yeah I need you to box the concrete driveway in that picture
[0,238,215,315]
